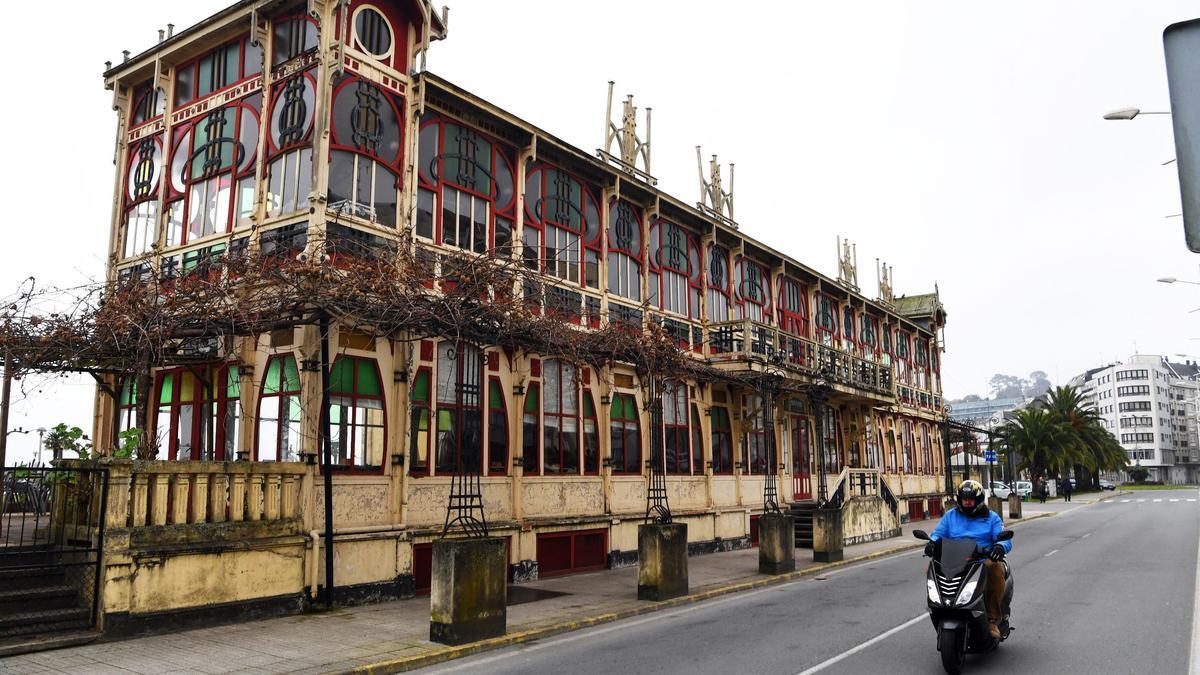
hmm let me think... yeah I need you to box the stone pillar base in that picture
[812,507,844,563]
[429,537,507,645]
[987,495,1004,518]
[758,513,796,574]
[1007,493,1023,519]
[638,523,688,601]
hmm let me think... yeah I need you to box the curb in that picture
[341,512,1057,675]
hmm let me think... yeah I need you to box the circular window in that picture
[354,7,393,58]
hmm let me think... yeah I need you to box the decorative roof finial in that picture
[600,81,654,183]
[837,236,859,292]
[876,259,895,306]
[696,146,735,227]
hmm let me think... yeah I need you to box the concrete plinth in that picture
[987,496,1004,518]
[429,537,507,645]
[758,513,796,574]
[812,507,844,563]
[638,523,689,601]
[1007,493,1023,519]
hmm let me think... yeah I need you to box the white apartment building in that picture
[1069,355,1200,484]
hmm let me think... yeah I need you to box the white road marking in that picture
[1121,499,1132,503]
[1173,499,1181,503]
[1046,549,1059,557]
[1082,533,1092,539]
[1190,505,1200,675]
[794,614,927,675]
[1190,499,1197,503]
[1154,499,1164,503]
[1138,499,1147,503]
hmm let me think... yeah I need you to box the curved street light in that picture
[1103,108,1171,120]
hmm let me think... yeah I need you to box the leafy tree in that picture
[1040,386,1128,488]
[1128,466,1150,483]
[989,374,1025,399]
[1025,371,1052,399]
[44,423,91,461]
[999,408,1080,479]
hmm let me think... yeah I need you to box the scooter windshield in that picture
[936,537,979,579]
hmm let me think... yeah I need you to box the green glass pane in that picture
[582,393,595,417]
[417,408,429,431]
[226,366,240,398]
[120,380,136,405]
[692,406,701,427]
[524,385,539,413]
[330,358,354,394]
[437,409,452,432]
[412,371,430,403]
[489,380,504,409]
[282,357,300,392]
[263,358,282,394]
[158,374,173,404]
[356,359,381,396]
[624,395,637,419]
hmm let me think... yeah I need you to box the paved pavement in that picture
[419,488,1198,675]
[0,495,1092,674]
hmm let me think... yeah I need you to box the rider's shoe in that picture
[988,621,1001,640]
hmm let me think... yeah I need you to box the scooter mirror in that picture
[912,529,930,540]
[996,530,1014,542]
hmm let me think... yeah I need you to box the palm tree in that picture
[1041,386,1128,487]
[999,407,1080,480]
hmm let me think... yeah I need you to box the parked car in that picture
[990,481,1014,499]
[1098,479,1117,490]
[1013,481,1033,499]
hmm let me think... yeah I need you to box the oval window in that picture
[354,7,393,57]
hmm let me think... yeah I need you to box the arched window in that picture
[523,165,602,287]
[778,278,808,337]
[350,5,402,69]
[610,394,641,474]
[265,69,316,219]
[166,96,261,245]
[130,83,165,128]
[706,245,732,323]
[583,390,600,474]
[121,135,162,259]
[487,379,508,475]
[435,342,483,474]
[257,356,301,462]
[607,200,644,301]
[821,407,841,474]
[522,384,540,472]
[914,339,929,390]
[734,256,770,323]
[861,315,879,360]
[117,379,138,435]
[710,406,733,474]
[649,220,701,319]
[919,423,933,474]
[896,330,912,385]
[881,322,894,370]
[842,307,856,353]
[662,383,692,474]
[329,77,404,227]
[330,356,385,468]
[417,117,516,253]
[815,295,839,347]
[690,405,704,475]
[408,368,431,475]
[153,364,240,461]
[173,36,262,108]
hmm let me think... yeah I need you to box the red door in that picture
[792,415,812,500]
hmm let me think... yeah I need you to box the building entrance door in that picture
[791,415,812,500]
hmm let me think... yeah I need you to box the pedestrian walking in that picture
[1062,476,1073,502]
[1037,477,1047,503]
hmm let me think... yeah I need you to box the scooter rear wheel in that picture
[940,626,965,675]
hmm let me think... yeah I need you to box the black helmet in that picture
[956,480,987,518]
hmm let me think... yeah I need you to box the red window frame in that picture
[901,419,916,473]
[434,341,484,475]
[523,164,602,289]
[270,13,319,68]
[256,355,302,462]
[607,199,645,302]
[417,116,517,254]
[327,75,405,229]
[662,383,692,475]
[778,278,809,337]
[706,244,733,323]
[522,382,542,473]
[487,377,508,476]
[649,219,702,320]
[173,35,262,108]
[842,306,857,353]
[536,528,608,577]
[329,355,387,471]
[609,394,642,475]
[542,359,583,475]
[742,393,770,475]
[861,314,881,359]
[815,294,839,345]
[409,367,432,476]
[153,363,239,461]
[734,256,771,323]
[130,81,163,129]
[710,406,734,475]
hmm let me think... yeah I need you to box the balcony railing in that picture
[707,319,895,396]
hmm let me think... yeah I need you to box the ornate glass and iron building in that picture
[93,0,949,621]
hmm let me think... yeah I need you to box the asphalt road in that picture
[419,489,1200,675]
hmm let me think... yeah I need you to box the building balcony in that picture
[705,319,897,401]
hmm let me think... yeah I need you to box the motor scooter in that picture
[912,529,1014,675]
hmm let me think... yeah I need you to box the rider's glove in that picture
[986,544,1005,561]
[924,541,937,557]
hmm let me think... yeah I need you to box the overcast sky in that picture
[1,0,1197,463]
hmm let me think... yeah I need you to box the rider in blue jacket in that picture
[926,479,1010,639]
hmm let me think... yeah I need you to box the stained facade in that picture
[98,0,949,597]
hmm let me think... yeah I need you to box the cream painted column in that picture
[599,369,614,515]
[298,324,324,459]
[237,335,260,459]
[511,351,529,523]
[389,337,409,525]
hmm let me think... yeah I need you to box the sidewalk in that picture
[0,511,1057,675]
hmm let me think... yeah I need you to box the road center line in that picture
[1082,533,1091,539]
[794,614,927,675]
[1045,549,1059,557]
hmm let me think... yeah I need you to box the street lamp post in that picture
[1103,108,1171,121]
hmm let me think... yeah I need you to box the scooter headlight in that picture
[927,579,940,604]
[955,567,983,606]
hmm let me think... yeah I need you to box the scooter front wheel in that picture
[940,625,966,675]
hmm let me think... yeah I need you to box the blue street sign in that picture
[985,450,997,463]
